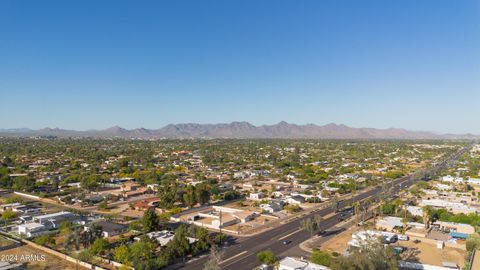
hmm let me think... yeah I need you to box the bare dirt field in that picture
[0,244,87,270]
[318,226,356,253]
[397,240,466,268]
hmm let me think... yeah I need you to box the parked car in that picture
[398,235,409,241]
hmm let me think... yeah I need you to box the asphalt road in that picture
[181,146,469,270]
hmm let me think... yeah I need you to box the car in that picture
[393,246,405,254]
[398,235,409,241]
[282,240,291,245]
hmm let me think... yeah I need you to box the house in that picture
[249,192,265,201]
[286,195,305,205]
[33,211,81,229]
[0,203,39,215]
[272,191,288,198]
[121,182,141,192]
[406,206,423,217]
[467,178,480,185]
[420,199,477,214]
[211,214,238,229]
[146,184,159,191]
[89,220,128,238]
[432,221,475,234]
[260,202,283,213]
[278,257,330,270]
[134,197,160,211]
[124,187,148,198]
[349,230,397,248]
[231,211,256,223]
[0,203,23,212]
[435,183,453,191]
[441,176,464,183]
[17,223,47,238]
[188,206,259,230]
[138,230,197,246]
[376,216,404,232]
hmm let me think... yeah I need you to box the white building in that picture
[420,199,477,214]
[138,230,197,246]
[33,211,81,229]
[285,195,305,205]
[278,257,330,270]
[406,206,423,217]
[467,178,480,185]
[249,192,266,201]
[18,223,47,238]
[441,175,464,183]
[349,230,397,248]
[260,202,283,213]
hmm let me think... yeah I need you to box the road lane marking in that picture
[220,251,248,264]
[278,228,303,240]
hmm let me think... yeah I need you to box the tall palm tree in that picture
[422,206,432,229]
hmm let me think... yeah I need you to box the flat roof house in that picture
[376,216,404,232]
[249,192,266,201]
[138,230,197,246]
[286,195,305,205]
[33,211,81,229]
[260,202,283,213]
[278,257,330,270]
[18,223,47,238]
[89,220,128,238]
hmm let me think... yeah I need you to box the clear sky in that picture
[1,0,479,133]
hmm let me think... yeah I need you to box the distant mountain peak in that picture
[0,121,477,140]
[104,126,128,134]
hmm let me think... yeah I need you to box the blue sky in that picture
[1,0,479,133]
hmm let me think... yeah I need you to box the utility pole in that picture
[219,210,222,235]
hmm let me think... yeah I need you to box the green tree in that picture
[91,238,109,256]
[157,179,177,209]
[129,236,156,265]
[114,245,130,265]
[34,234,55,246]
[310,250,332,266]
[196,183,211,205]
[183,185,197,208]
[285,204,301,213]
[331,197,339,213]
[98,200,109,210]
[466,234,480,252]
[168,224,191,258]
[330,238,399,270]
[141,208,160,232]
[77,249,94,262]
[256,250,276,265]
[1,210,17,221]
[81,174,100,191]
[59,221,73,235]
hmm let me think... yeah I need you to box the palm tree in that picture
[422,206,432,229]
[353,202,361,225]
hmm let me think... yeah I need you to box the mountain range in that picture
[0,122,477,140]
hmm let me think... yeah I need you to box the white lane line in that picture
[278,228,303,240]
[220,250,248,264]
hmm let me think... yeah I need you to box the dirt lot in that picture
[397,240,466,268]
[318,226,356,253]
[317,227,466,268]
[0,244,87,270]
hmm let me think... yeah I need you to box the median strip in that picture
[220,250,248,264]
[278,228,303,240]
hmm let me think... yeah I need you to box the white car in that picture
[398,235,409,241]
